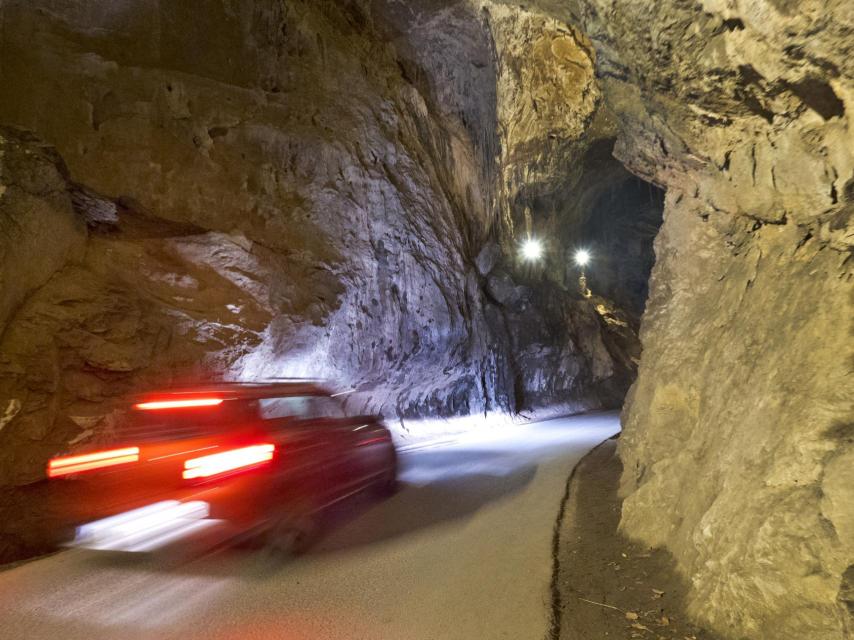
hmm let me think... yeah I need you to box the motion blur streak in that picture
[73,500,223,552]
[47,447,140,477]
[134,398,224,410]
[0,414,620,640]
[182,444,275,479]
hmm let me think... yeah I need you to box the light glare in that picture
[574,249,590,266]
[72,500,222,552]
[183,444,275,479]
[135,398,223,411]
[48,447,140,477]
[521,239,543,261]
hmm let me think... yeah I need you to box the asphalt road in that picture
[0,412,619,640]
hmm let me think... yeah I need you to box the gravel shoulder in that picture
[555,438,722,640]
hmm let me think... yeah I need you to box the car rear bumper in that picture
[69,499,231,552]
[58,472,275,552]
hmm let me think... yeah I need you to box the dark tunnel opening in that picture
[519,137,666,322]
[579,174,665,317]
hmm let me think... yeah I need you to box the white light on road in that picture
[521,239,543,261]
[574,249,590,267]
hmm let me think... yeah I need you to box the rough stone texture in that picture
[0,130,280,485]
[371,2,664,310]
[554,0,854,637]
[487,4,599,240]
[0,1,640,486]
[0,129,87,332]
[2,4,849,638]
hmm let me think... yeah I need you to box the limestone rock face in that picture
[2,3,848,637]
[557,0,854,637]
[2,3,849,635]
[0,129,278,484]
[373,2,664,311]
[0,0,638,486]
[487,4,599,237]
[0,129,87,332]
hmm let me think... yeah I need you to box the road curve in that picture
[0,412,620,640]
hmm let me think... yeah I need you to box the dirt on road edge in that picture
[553,438,722,640]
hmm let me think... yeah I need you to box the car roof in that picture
[131,380,332,403]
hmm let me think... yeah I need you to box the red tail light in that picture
[48,447,140,478]
[182,444,275,480]
[134,398,223,411]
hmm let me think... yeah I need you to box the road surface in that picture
[0,412,619,640]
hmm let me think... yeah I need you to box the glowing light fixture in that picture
[574,249,591,267]
[183,444,276,480]
[134,398,223,411]
[48,447,140,477]
[521,238,543,261]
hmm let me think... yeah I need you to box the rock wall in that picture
[0,127,281,484]
[4,4,847,636]
[0,0,639,485]
[558,0,853,637]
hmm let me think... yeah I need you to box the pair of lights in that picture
[519,239,591,267]
[48,442,275,480]
[48,396,272,480]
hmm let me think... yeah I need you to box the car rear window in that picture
[257,395,345,422]
[258,396,311,420]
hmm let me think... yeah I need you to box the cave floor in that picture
[556,439,722,640]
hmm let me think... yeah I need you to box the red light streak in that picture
[48,447,140,478]
[134,398,223,411]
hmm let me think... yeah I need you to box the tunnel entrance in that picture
[555,138,665,319]
[579,171,664,317]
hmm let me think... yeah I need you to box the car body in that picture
[47,381,397,554]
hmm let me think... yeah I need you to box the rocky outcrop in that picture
[0,130,86,332]
[557,0,853,637]
[0,128,279,485]
[0,1,640,486]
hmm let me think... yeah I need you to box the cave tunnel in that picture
[0,1,850,639]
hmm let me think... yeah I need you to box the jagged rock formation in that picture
[554,0,853,638]
[0,1,641,487]
[0,127,279,484]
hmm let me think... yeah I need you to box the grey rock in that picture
[475,242,502,276]
[486,269,522,305]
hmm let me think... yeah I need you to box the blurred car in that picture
[47,381,397,555]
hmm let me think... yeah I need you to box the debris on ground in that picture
[555,439,722,640]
